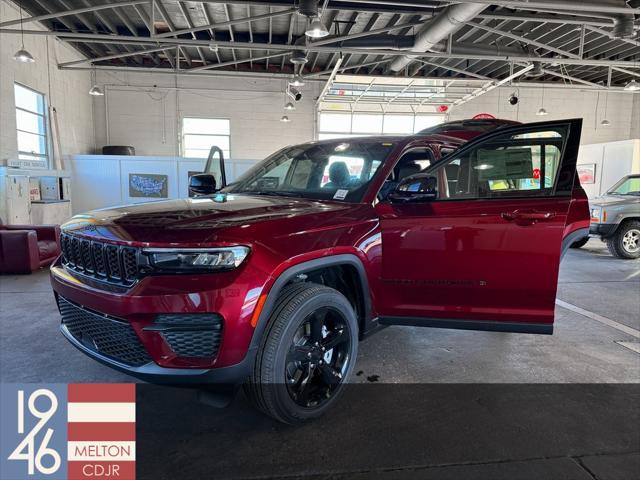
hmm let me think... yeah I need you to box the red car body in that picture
[51,119,589,384]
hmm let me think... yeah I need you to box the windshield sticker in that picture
[333,189,349,200]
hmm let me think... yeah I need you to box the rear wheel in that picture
[245,282,358,424]
[606,220,640,259]
[570,237,589,249]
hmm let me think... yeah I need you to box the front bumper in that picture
[50,257,267,383]
[589,223,616,237]
[60,320,254,384]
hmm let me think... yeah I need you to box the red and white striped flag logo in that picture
[67,384,136,480]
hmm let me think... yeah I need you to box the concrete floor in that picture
[1,238,639,479]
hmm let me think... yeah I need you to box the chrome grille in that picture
[60,233,139,287]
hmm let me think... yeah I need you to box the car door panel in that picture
[376,119,583,332]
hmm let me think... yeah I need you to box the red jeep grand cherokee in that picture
[51,119,589,423]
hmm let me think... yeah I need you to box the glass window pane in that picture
[15,84,45,114]
[16,110,45,135]
[319,113,351,133]
[383,115,414,134]
[184,134,230,151]
[184,149,231,159]
[183,118,230,135]
[17,131,46,155]
[414,115,444,133]
[352,114,383,134]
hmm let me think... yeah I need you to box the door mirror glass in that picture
[189,173,217,196]
[204,146,227,189]
[389,174,438,202]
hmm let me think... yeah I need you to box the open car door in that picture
[376,119,586,334]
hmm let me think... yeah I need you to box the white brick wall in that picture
[93,71,320,161]
[448,86,638,145]
[0,0,94,164]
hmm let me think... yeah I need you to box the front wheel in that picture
[245,282,358,424]
[606,220,640,259]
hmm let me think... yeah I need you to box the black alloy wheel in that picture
[285,307,351,408]
[245,282,359,424]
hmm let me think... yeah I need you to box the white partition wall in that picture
[69,155,255,214]
[577,139,640,198]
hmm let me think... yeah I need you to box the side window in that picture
[437,129,567,200]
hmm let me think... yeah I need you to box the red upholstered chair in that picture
[0,221,61,274]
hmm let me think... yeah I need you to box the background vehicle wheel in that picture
[245,282,358,424]
[570,237,589,249]
[606,220,640,259]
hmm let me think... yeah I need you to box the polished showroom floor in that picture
[1,239,639,479]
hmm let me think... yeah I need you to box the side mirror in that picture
[389,174,438,203]
[189,173,217,196]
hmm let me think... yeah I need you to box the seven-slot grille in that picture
[57,296,152,367]
[60,233,138,286]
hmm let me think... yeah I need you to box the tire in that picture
[606,220,640,259]
[102,145,135,155]
[570,237,589,249]
[245,282,359,424]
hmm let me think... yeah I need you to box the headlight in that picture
[143,246,249,272]
[590,208,601,222]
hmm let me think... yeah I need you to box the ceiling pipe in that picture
[388,2,488,72]
[578,0,636,38]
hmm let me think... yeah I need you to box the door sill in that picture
[378,316,553,335]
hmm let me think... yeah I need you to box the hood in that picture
[590,193,640,207]
[61,194,369,246]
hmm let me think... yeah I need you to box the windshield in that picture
[608,176,640,196]
[222,140,396,202]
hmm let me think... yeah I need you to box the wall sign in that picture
[128,173,169,198]
[577,164,596,185]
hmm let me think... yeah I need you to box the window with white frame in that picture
[318,112,444,140]
[182,117,230,159]
[15,83,49,165]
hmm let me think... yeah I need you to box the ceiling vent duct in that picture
[298,0,319,18]
[389,2,488,72]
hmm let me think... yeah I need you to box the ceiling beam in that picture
[465,21,581,59]
[413,59,491,80]
[452,64,534,108]
[0,0,148,28]
[58,46,175,67]
[188,52,290,72]
[0,31,621,67]
[153,8,296,39]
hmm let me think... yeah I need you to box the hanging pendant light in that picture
[601,91,611,127]
[289,75,305,87]
[14,49,35,63]
[305,16,329,39]
[624,79,640,92]
[13,2,34,63]
[536,82,548,116]
[280,115,291,123]
[88,67,104,96]
[284,101,295,111]
[89,85,105,96]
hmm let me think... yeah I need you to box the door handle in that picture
[501,211,556,222]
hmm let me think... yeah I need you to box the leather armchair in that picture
[0,222,61,274]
